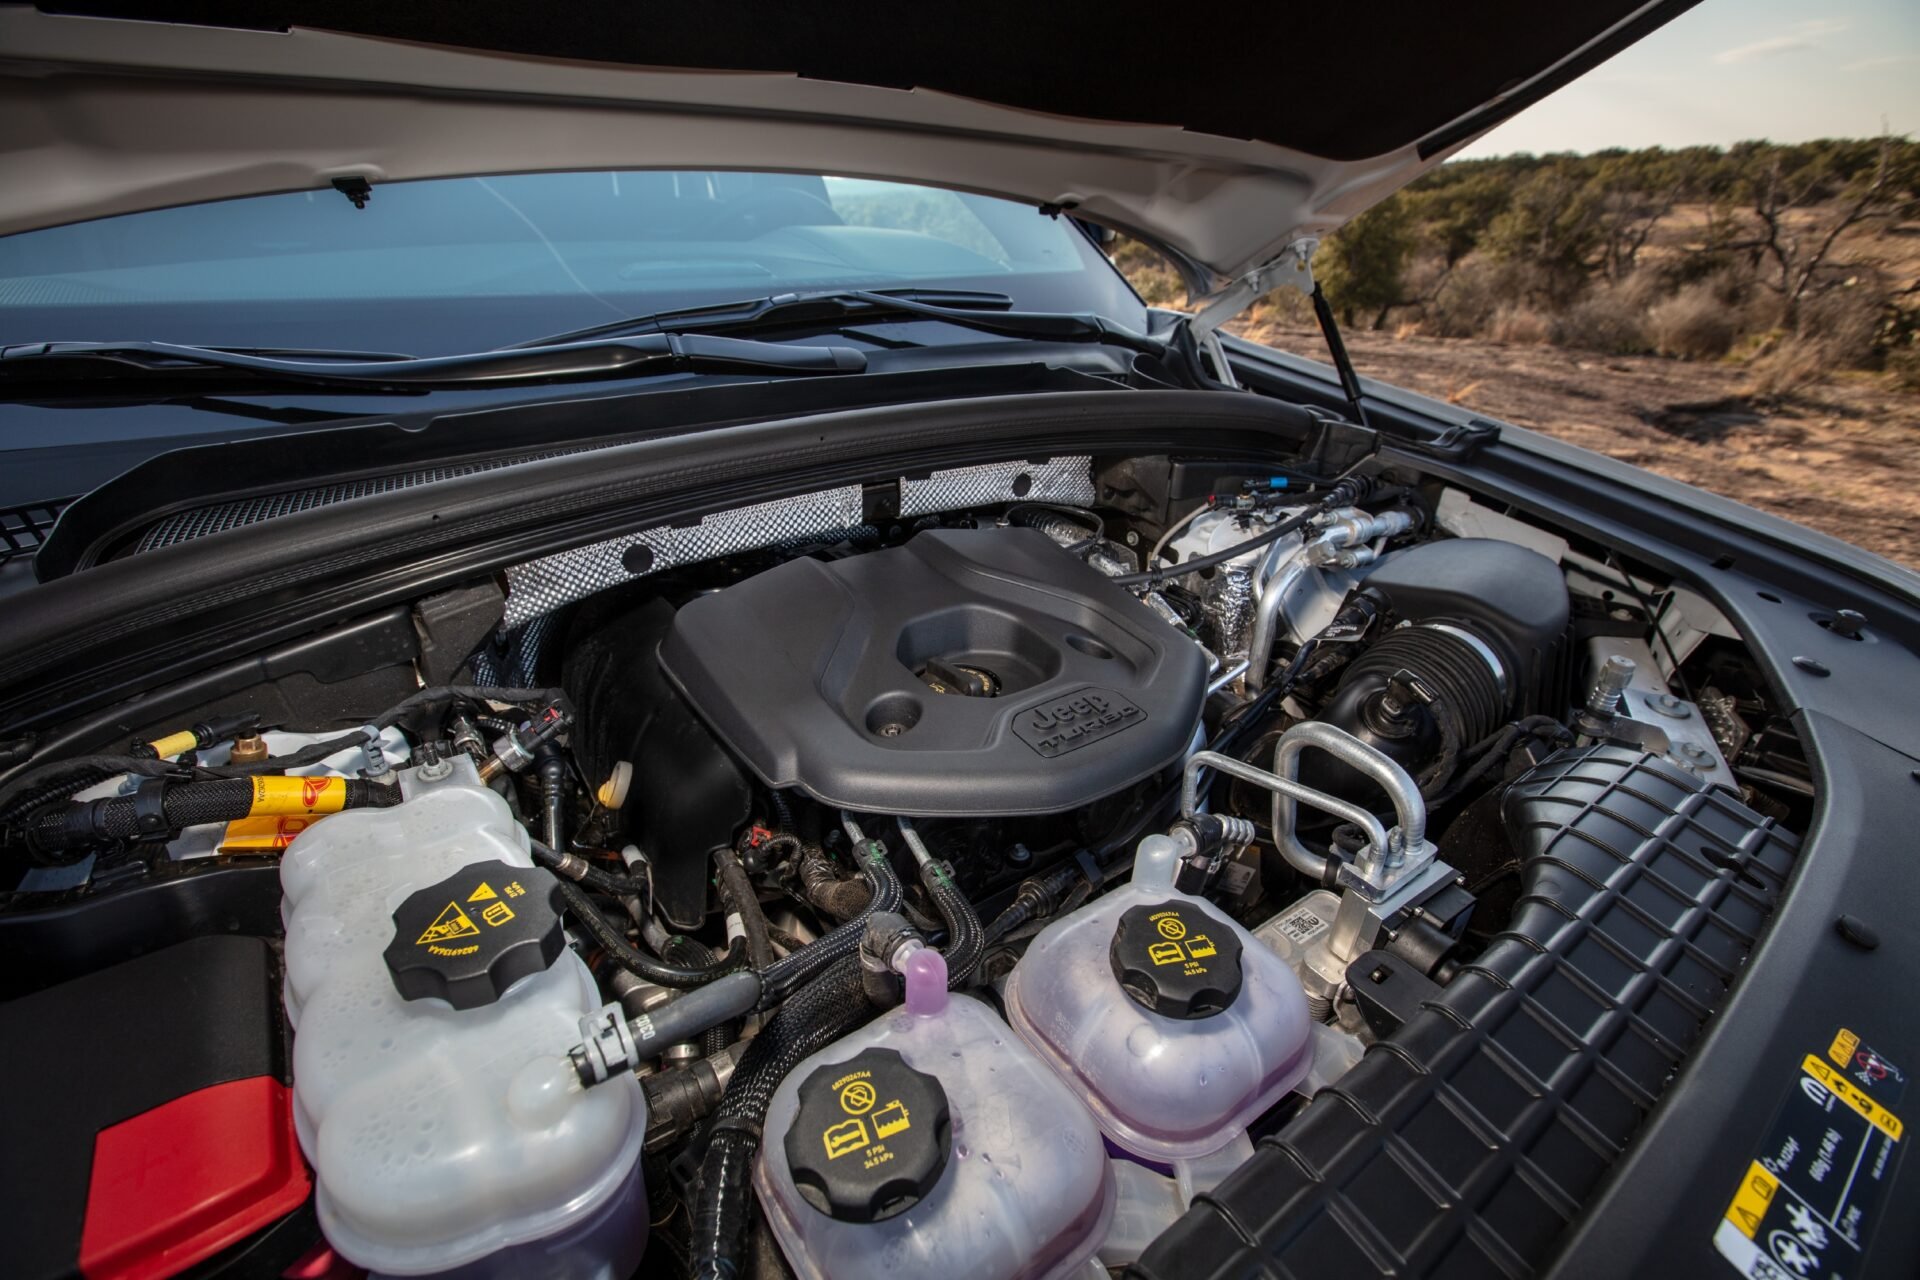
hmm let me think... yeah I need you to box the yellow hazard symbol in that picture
[480,901,515,928]
[467,882,498,902]
[416,901,480,945]
[1149,940,1185,966]
[1155,914,1187,941]
[872,1101,911,1139]
[823,1118,869,1159]
[839,1080,877,1115]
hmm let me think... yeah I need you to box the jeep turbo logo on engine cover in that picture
[1012,689,1145,757]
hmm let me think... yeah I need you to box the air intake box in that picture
[659,527,1207,816]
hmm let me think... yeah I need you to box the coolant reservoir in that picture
[757,952,1113,1280]
[280,757,647,1277]
[1003,834,1312,1161]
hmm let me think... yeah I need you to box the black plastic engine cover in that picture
[659,527,1207,816]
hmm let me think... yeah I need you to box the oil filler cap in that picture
[785,1047,951,1222]
[383,861,563,1010]
[1109,899,1244,1019]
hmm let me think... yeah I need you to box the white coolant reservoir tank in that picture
[1003,834,1312,1162]
[756,951,1113,1280]
[280,757,647,1278]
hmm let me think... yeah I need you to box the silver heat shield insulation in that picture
[502,456,1096,628]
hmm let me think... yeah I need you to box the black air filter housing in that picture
[659,527,1207,816]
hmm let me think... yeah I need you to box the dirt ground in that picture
[1235,320,1920,570]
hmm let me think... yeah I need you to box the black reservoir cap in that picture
[1109,898,1244,1020]
[384,861,563,1010]
[785,1047,951,1223]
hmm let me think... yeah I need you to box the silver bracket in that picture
[1186,238,1318,339]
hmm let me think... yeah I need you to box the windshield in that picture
[0,172,1144,355]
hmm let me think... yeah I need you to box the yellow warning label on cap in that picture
[417,901,480,946]
[467,882,498,902]
[248,775,348,817]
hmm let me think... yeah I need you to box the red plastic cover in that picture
[79,1076,311,1280]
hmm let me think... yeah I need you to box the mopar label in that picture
[1012,689,1144,757]
[1712,1027,1905,1280]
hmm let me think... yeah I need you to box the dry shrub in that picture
[1425,260,1548,338]
[1108,236,1186,308]
[1553,287,1650,354]
[1741,335,1830,397]
[1799,279,1887,369]
[1889,342,1920,392]
[1648,283,1738,360]
[1488,305,1551,345]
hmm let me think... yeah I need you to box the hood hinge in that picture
[1185,238,1317,339]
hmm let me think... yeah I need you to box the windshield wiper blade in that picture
[511,288,1164,356]
[511,288,1017,348]
[0,334,866,392]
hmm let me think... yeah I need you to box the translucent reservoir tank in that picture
[1003,832,1313,1161]
[280,757,647,1278]
[756,952,1113,1280]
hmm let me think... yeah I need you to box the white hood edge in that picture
[0,6,1658,296]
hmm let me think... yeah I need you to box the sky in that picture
[1457,0,1920,158]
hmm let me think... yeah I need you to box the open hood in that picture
[1,2,1694,295]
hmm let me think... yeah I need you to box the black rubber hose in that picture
[757,840,903,1008]
[528,839,649,897]
[26,777,400,859]
[690,953,874,1280]
[554,878,746,989]
[920,862,985,987]
[661,937,738,1057]
[712,846,776,973]
[0,755,183,827]
[798,843,873,921]
[203,687,567,779]
[767,789,796,832]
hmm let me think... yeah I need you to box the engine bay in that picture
[0,449,1814,1280]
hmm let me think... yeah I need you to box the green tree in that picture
[1316,195,1416,329]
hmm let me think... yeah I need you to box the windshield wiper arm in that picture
[512,288,1164,356]
[0,334,866,392]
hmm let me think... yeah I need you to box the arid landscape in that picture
[1113,140,1920,568]
[1236,316,1920,567]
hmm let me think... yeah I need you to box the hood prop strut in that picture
[1308,282,1372,430]
[1182,237,1371,428]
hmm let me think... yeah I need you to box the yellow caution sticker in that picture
[1722,1161,1779,1240]
[1802,1054,1903,1140]
[467,882,498,902]
[416,901,480,946]
[1712,1028,1906,1279]
[1830,1027,1861,1068]
[248,775,348,816]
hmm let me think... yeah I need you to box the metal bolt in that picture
[1647,691,1692,719]
[1585,655,1637,717]
[416,757,453,781]
[1124,530,1140,546]
[1677,742,1712,761]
